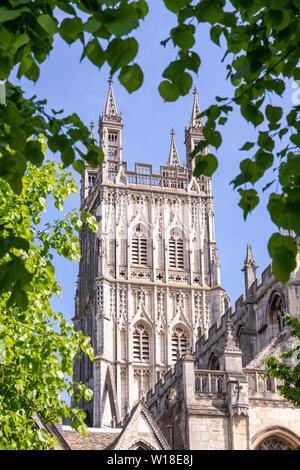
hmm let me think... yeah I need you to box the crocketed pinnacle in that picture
[190,86,203,129]
[167,128,180,167]
[223,319,241,354]
[243,243,257,269]
[104,77,118,118]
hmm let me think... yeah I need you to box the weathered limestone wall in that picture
[248,405,300,448]
[188,415,229,450]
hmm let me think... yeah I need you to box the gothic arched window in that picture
[256,436,294,450]
[269,293,285,337]
[133,323,150,362]
[108,132,118,159]
[132,224,148,266]
[169,230,184,269]
[208,353,220,370]
[172,327,188,362]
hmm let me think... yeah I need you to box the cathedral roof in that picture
[62,426,121,450]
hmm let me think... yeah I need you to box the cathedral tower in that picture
[73,81,225,428]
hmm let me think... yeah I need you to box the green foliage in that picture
[158,0,300,283]
[0,159,96,449]
[265,315,300,408]
[0,0,299,444]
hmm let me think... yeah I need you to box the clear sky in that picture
[16,3,294,325]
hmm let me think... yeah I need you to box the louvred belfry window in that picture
[169,232,184,269]
[132,224,148,265]
[133,323,150,362]
[172,327,187,362]
[108,132,117,159]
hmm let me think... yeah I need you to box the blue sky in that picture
[16,3,294,325]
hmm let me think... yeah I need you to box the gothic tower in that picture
[73,80,226,428]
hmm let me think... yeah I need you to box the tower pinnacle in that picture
[90,120,95,141]
[190,86,203,129]
[242,243,258,292]
[167,128,180,167]
[99,78,123,162]
[104,77,118,119]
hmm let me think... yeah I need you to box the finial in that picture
[223,319,241,353]
[167,127,180,167]
[104,76,118,118]
[190,86,203,129]
[90,120,95,140]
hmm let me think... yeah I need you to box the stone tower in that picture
[73,80,226,428]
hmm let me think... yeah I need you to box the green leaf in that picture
[59,18,83,45]
[61,148,75,167]
[268,233,297,283]
[37,428,50,443]
[189,139,208,158]
[239,142,255,151]
[103,5,139,36]
[73,160,85,175]
[241,103,264,127]
[158,80,180,102]
[163,61,185,81]
[171,24,195,50]
[210,25,223,46]
[37,14,58,35]
[194,153,218,177]
[174,72,192,96]
[0,56,10,80]
[82,39,105,67]
[290,134,300,147]
[163,0,191,13]
[179,51,201,73]
[106,38,138,70]
[0,6,25,23]
[265,105,283,124]
[238,188,260,218]
[268,192,300,234]
[118,64,143,93]
[25,140,44,166]
[132,0,149,19]
[83,388,93,401]
[294,68,300,80]
[258,132,274,151]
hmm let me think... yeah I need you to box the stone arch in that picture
[236,324,245,349]
[268,289,286,338]
[251,426,300,450]
[131,223,150,266]
[208,352,220,370]
[171,323,190,362]
[129,439,156,450]
[167,226,187,270]
[132,321,151,363]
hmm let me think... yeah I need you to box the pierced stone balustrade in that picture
[195,370,226,394]
[244,368,282,394]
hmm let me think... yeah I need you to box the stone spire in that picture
[104,77,118,119]
[99,77,123,162]
[242,243,258,292]
[185,86,205,170]
[167,128,180,167]
[190,86,203,129]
